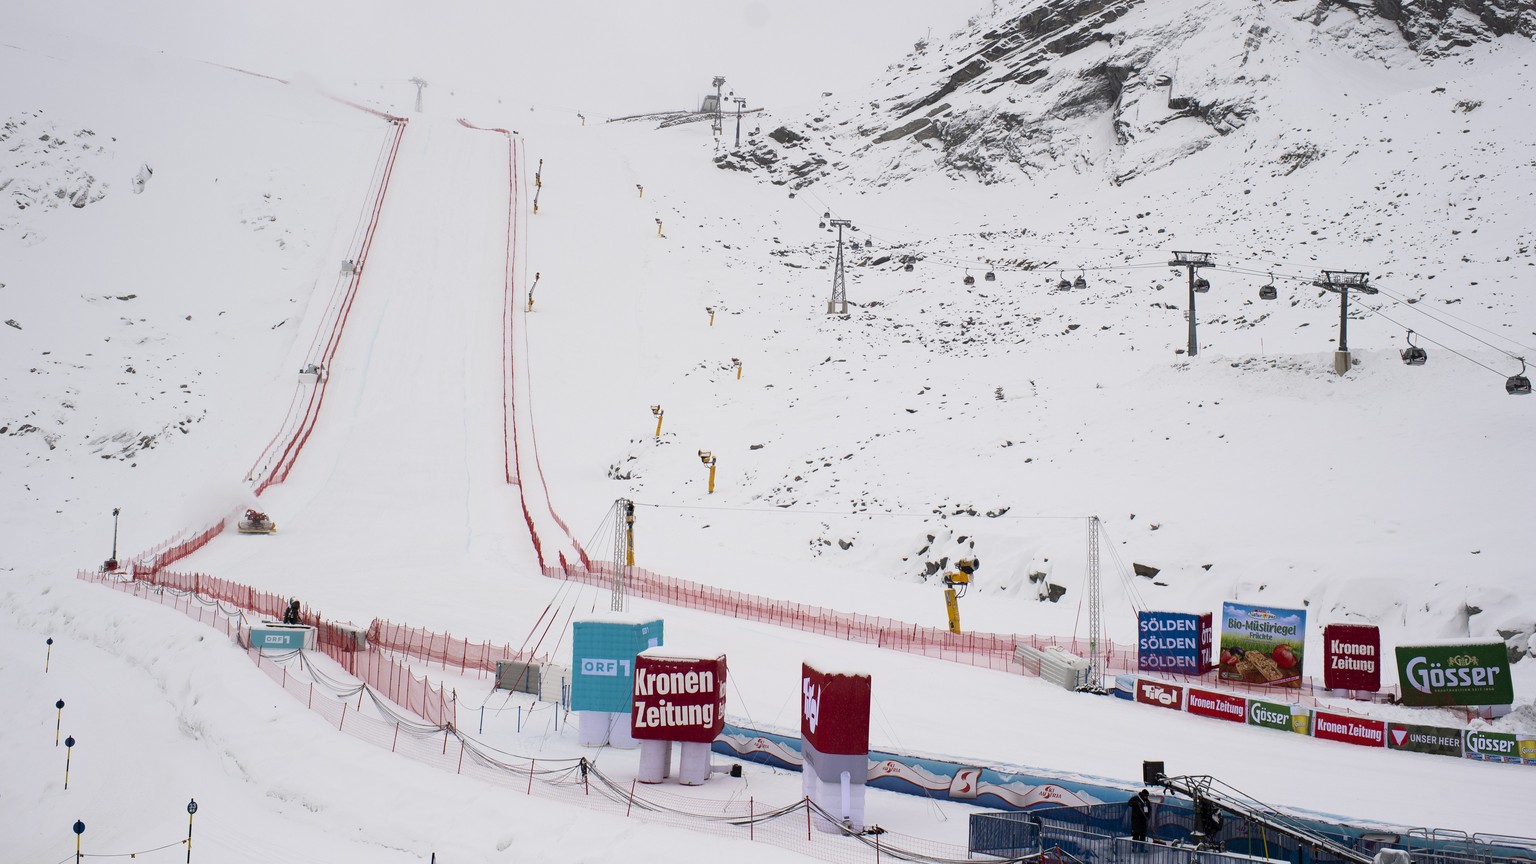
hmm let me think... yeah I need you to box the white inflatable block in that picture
[678,741,712,786]
[578,711,611,747]
[608,712,639,749]
[638,739,673,784]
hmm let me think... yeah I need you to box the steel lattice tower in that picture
[1087,516,1104,689]
[612,499,634,611]
[827,218,851,315]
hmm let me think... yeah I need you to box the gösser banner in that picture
[1395,641,1513,707]
[1137,611,1214,675]
[1219,602,1305,689]
[1322,623,1381,692]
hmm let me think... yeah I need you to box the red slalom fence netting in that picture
[130,518,228,576]
[367,618,547,677]
[545,561,1131,675]
[251,116,408,496]
[77,571,981,864]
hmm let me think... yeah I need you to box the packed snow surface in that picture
[4,1,1536,862]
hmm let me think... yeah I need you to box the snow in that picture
[4,1,1536,862]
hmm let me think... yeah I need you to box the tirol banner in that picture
[1219,602,1305,689]
[1322,624,1381,692]
[801,664,872,756]
[1386,723,1465,758]
[1137,611,1214,675]
[1395,641,1514,707]
[630,652,727,744]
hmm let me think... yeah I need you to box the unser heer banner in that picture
[631,653,727,744]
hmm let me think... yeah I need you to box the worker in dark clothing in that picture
[1127,788,1151,841]
[281,599,301,625]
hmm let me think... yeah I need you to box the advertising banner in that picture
[1135,679,1184,711]
[1312,711,1385,748]
[571,617,663,713]
[1463,729,1521,763]
[1386,723,1465,758]
[1186,688,1246,723]
[1322,624,1382,692]
[631,652,726,743]
[802,664,872,755]
[1137,612,1214,675]
[1219,603,1305,689]
[1246,698,1295,732]
[1395,641,1514,707]
[1521,739,1536,765]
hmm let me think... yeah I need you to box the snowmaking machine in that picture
[237,509,277,535]
[941,557,979,635]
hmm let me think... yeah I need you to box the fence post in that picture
[338,702,347,731]
[527,759,535,795]
[308,683,313,709]
[392,722,399,753]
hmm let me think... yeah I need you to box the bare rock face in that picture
[1297,0,1536,54]
[786,0,1535,187]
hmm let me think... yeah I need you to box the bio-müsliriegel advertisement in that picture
[1219,602,1305,689]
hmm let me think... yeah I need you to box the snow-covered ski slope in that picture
[5,0,1536,860]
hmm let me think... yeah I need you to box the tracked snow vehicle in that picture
[237,509,277,535]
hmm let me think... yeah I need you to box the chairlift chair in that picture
[904,261,914,272]
[1508,358,1532,395]
[1400,331,1428,366]
[1194,277,1211,293]
[1056,272,1072,291]
[1073,269,1087,290]
[1259,273,1277,301]
[984,270,996,282]
[963,270,975,286]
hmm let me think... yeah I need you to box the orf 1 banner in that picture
[631,652,726,743]
[1135,679,1184,711]
[1137,612,1214,675]
[1219,602,1305,689]
[1322,624,1381,692]
[1186,688,1246,723]
[1311,710,1385,748]
[802,664,872,755]
[1395,641,1514,707]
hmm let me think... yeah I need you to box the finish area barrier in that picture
[543,561,1126,674]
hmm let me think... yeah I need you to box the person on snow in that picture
[1127,788,1151,842]
[282,599,301,625]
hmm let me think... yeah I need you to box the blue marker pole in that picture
[73,820,85,864]
[479,706,485,735]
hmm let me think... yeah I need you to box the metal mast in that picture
[828,218,851,314]
[612,499,634,611]
[1313,269,1376,374]
[1168,251,1214,356]
[1087,516,1104,689]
